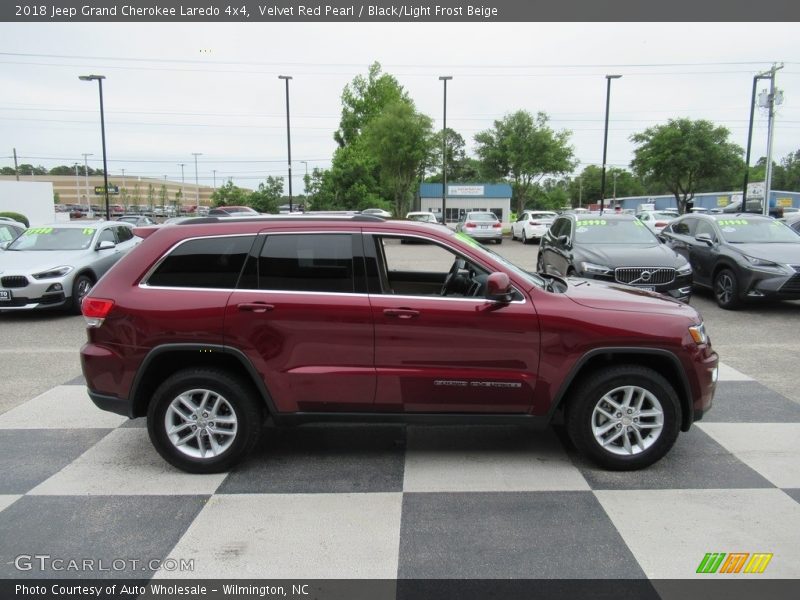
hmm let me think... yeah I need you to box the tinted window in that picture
[669,218,696,236]
[97,228,116,245]
[550,218,571,238]
[573,219,657,244]
[147,235,255,288]
[251,234,355,293]
[694,220,716,240]
[115,225,134,243]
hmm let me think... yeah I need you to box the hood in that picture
[565,277,696,316]
[576,243,685,268]
[728,242,800,265]
[0,249,88,275]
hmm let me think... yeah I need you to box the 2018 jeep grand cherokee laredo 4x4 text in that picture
[80,215,717,473]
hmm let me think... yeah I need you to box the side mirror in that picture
[0,241,9,250]
[694,233,713,246]
[96,240,116,251]
[486,272,513,303]
[557,234,571,247]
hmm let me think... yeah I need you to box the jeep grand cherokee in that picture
[80,215,717,473]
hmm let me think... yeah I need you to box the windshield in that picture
[717,218,800,243]
[573,219,658,244]
[468,213,498,222]
[7,227,95,251]
[407,214,435,222]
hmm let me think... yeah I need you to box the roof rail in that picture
[176,214,386,225]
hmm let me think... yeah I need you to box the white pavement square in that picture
[595,488,800,579]
[0,495,21,513]
[698,423,800,488]
[28,428,226,496]
[0,385,127,429]
[158,493,403,579]
[403,426,590,492]
[716,364,754,382]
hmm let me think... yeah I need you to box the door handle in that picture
[383,308,420,319]
[237,302,275,313]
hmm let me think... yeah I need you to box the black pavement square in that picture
[783,488,800,505]
[0,495,209,579]
[563,426,774,491]
[702,381,800,423]
[398,491,645,579]
[0,429,112,494]
[119,417,147,429]
[64,375,86,386]
[217,423,406,494]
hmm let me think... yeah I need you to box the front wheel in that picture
[566,366,681,470]
[70,274,93,315]
[714,268,741,310]
[147,368,263,473]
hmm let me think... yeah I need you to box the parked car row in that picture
[0,221,140,313]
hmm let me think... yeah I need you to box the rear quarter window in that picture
[146,235,255,289]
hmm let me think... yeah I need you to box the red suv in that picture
[80,216,717,473]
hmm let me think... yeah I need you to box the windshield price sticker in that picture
[718,219,750,227]
[23,227,53,235]
[579,220,608,226]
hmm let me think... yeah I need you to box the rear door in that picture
[224,232,375,413]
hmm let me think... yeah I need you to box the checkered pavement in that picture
[1,363,799,585]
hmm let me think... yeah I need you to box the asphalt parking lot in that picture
[1,236,799,594]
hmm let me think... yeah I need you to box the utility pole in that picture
[178,163,185,205]
[82,153,93,214]
[743,63,783,214]
[578,177,583,208]
[13,148,19,181]
[192,152,202,214]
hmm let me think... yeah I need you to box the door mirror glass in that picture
[486,272,513,303]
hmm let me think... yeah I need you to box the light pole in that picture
[439,76,452,224]
[73,163,80,208]
[600,74,622,215]
[178,163,185,207]
[612,171,619,207]
[192,152,202,214]
[79,74,111,220]
[212,169,217,189]
[278,75,293,211]
[81,153,92,213]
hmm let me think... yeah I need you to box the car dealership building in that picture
[418,183,513,225]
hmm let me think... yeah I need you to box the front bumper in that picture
[0,275,70,310]
[739,265,800,300]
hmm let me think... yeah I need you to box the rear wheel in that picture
[566,366,681,470]
[147,368,263,473]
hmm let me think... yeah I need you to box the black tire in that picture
[69,274,94,315]
[521,231,528,245]
[147,368,263,474]
[714,268,741,310]
[565,365,681,470]
[495,238,503,245]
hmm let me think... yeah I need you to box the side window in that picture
[253,234,355,294]
[694,220,716,240]
[97,228,115,245]
[147,235,255,288]
[671,218,696,237]
[115,225,134,243]
[550,218,570,238]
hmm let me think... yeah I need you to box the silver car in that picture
[455,211,503,244]
[0,221,139,313]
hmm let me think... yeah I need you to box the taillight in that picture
[530,220,540,226]
[466,222,476,228]
[493,222,501,228]
[655,221,667,228]
[82,298,115,328]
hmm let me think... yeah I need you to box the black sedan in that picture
[660,213,800,309]
[538,213,693,302]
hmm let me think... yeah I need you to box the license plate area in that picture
[635,285,655,292]
[0,290,12,301]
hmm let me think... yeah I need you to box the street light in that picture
[79,74,111,220]
[278,75,293,211]
[192,153,202,214]
[599,74,622,215]
[439,76,452,224]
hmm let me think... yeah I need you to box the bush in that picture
[0,212,29,227]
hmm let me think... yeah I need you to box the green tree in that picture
[630,118,743,214]
[474,111,576,213]
[1,166,16,175]
[334,62,411,148]
[211,180,249,206]
[362,101,434,216]
[18,164,47,176]
[249,176,284,213]
[49,165,76,176]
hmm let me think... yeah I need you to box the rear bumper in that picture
[87,389,133,418]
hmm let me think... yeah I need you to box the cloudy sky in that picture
[1,21,798,193]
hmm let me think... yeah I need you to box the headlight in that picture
[688,323,708,345]
[743,255,788,272]
[581,262,613,276]
[676,262,692,275]
[32,266,74,279]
